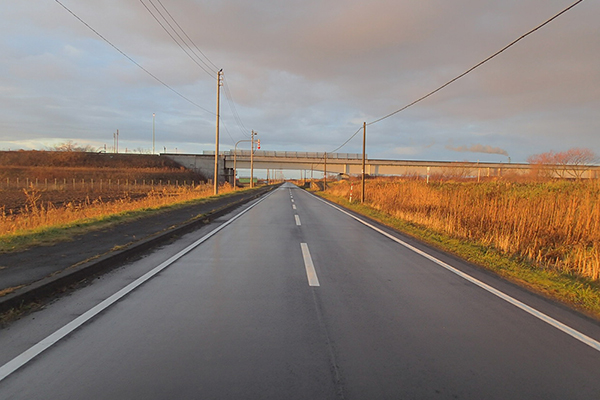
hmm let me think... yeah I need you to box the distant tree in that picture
[528,147,598,179]
[555,148,598,179]
[133,147,151,154]
[51,140,96,152]
[527,151,557,178]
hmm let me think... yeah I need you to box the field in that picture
[325,178,600,282]
[0,151,231,247]
[0,150,207,208]
[1,170,206,214]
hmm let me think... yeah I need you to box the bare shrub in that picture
[528,147,598,179]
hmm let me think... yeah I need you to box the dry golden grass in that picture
[327,178,600,281]
[0,183,234,238]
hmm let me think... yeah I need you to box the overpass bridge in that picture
[164,151,599,183]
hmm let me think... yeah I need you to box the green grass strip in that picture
[317,191,600,320]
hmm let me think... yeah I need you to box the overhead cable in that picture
[55,0,215,115]
[329,127,362,154]
[367,0,585,126]
[139,0,216,79]
[223,75,250,138]
[328,0,585,155]
[155,0,220,72]
[219,118,238,147]
[142,1,249,140]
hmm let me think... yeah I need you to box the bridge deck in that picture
[163,152,599,181]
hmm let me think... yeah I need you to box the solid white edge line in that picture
[310,194,600,353]
[0,190,276,382]
[295,215,301,226]
[301,243,320,287]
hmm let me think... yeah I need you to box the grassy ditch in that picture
[317,182,600,320]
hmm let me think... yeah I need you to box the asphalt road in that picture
[1,182,599,399]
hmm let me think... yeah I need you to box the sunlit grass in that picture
[0,184,240,253]
[319,178,600,318]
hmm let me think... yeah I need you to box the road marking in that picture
[295,215,301,225]
[301,243,320,286]
[0,190,276,383]
[292,204,297,210]
[313,195,600,353]
[291,199,294,203]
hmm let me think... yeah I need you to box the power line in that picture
[368,0,585,126]
[139,0,216,79]
[55,0,215,115]
[219,118,238,147]
[329,0,585,154]
[155,0,220,72]
[222,75,250,138]
[329,126,362,154]
[141,1,249,141]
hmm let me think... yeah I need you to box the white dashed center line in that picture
[300,243,320,286]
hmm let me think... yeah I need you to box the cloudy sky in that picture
[0,0,598,163]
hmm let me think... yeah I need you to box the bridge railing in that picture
[211,150,365,159]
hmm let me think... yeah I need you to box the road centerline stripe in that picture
[295,215,301,226]
[292,204,297,210]
[301,243,320,287]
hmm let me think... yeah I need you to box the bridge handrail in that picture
[218,150,364,159]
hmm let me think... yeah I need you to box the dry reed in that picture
[328,178,600,281]
[0,183,234,237]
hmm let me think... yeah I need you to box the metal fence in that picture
[1,178,200,191]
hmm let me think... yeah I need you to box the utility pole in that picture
[323,152,327,190]
[250,130,257,188]
[233,142,239,190]
[362,122,366,203]
[152,113,155,155]
[115,129,119,154]
[214,69,223,195]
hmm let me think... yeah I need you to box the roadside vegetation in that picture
[0,150,244,253]
[319,177,600,318]
[0,183,240,253]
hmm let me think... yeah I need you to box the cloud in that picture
[446,144,509,157]
[389,146,421,156]
[0,1,598,162]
